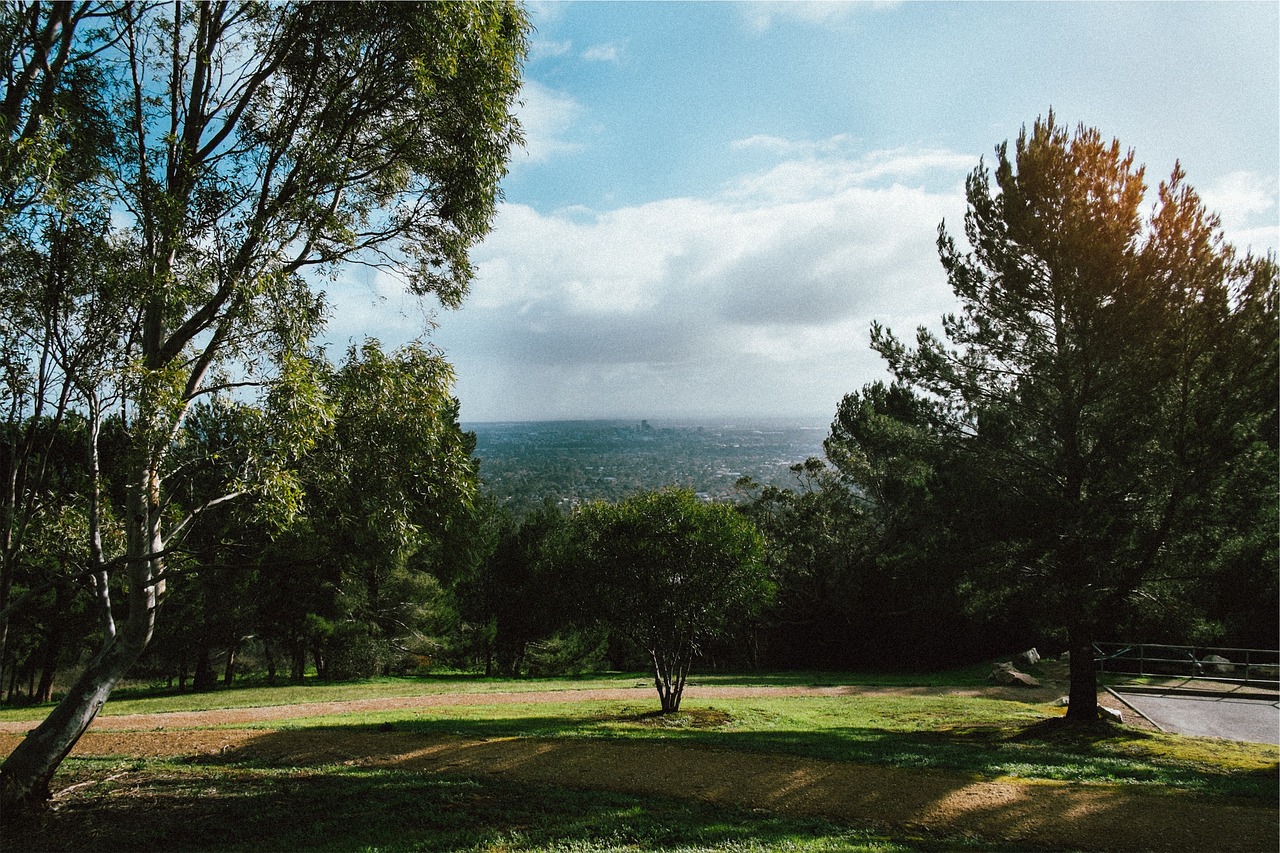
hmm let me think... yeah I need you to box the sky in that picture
[326,1,1280,424]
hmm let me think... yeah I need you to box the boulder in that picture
[1200,654,1234,675]
[1014,648,1041,668]
[989,662,1041,687]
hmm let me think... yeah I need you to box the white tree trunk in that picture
[0,472,160,812]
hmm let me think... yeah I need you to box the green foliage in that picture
[455,500,573,676]
[2,0,529,807]
[743,452,1002,671]
[296,340,478,679]
[831,113,1278,715]
[568,489,770,712]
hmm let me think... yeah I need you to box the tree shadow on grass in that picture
[7,763,965,853]
[13,714,1278,853]
[269,709,1276,799]
[188,721,1279,853]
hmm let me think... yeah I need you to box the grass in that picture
[0,666,999,722]
[5,668,1277,850]
[10,759,1001,852]
[0,672,646,721]
[23,670,1274,800]
[203,694,1275,799]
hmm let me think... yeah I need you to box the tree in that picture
[301,340,479,678]
[0,1,127,215]
[568,489,770,714]
[0,5,128,703]
[823,382,1038,667]
[455,499,569,677]
[1,1,527,810]
[739,462,873,669]
[865,114,1278,721]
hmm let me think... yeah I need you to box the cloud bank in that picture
[325,152,1277,424]
[431,144,971,422]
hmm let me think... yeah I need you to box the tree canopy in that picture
[0,0,527,810]
[842,114,1277,720]
[568,489,770,713]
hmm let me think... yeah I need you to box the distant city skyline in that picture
[324,1,1280,423]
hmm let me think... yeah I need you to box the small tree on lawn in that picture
[569,489,769,713]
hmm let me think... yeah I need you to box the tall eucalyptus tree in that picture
[1,0,527,810]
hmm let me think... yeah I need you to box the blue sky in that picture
[328,1,1279,424]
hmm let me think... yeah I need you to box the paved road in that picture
[1113,690,1280,744]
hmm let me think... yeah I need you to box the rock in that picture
[1057,696,1123,723]
[1200,654,1234,675]
[1059,651,1070,663]
[1014,648,1041,668]
[989,663,1041,687]
[988,661,1016,681]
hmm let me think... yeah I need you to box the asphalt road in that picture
[1113,689,1280,744]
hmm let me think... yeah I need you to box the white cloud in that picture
[1198,170,1279,256]
[732,134,857,156]
[433,147,970,421]
[740,1,896,33]
[581,42,622,63]
[724,145,973,201]
[530,38,573,59]
[512,80,586,165]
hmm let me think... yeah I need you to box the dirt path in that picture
[0,682,1113,733]
[2,683,1273,851]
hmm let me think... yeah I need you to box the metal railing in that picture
[1094,643,1280,688]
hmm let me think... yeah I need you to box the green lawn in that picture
[203,693,1273,799]
[0,672,646,720]
[8,758,1007,852]
[0,668,995,721]
[5,670,1276,851]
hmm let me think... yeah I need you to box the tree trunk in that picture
[33,583,69,703]
[222,638,238,687]
[1065,627,1098,722]
[0,607,153,811]
[264,639,277,686]
[0,609,9,707]
[0,472,161,813]
[651,645,692,714]
[289,641,305,682]
[192,636,215,692]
